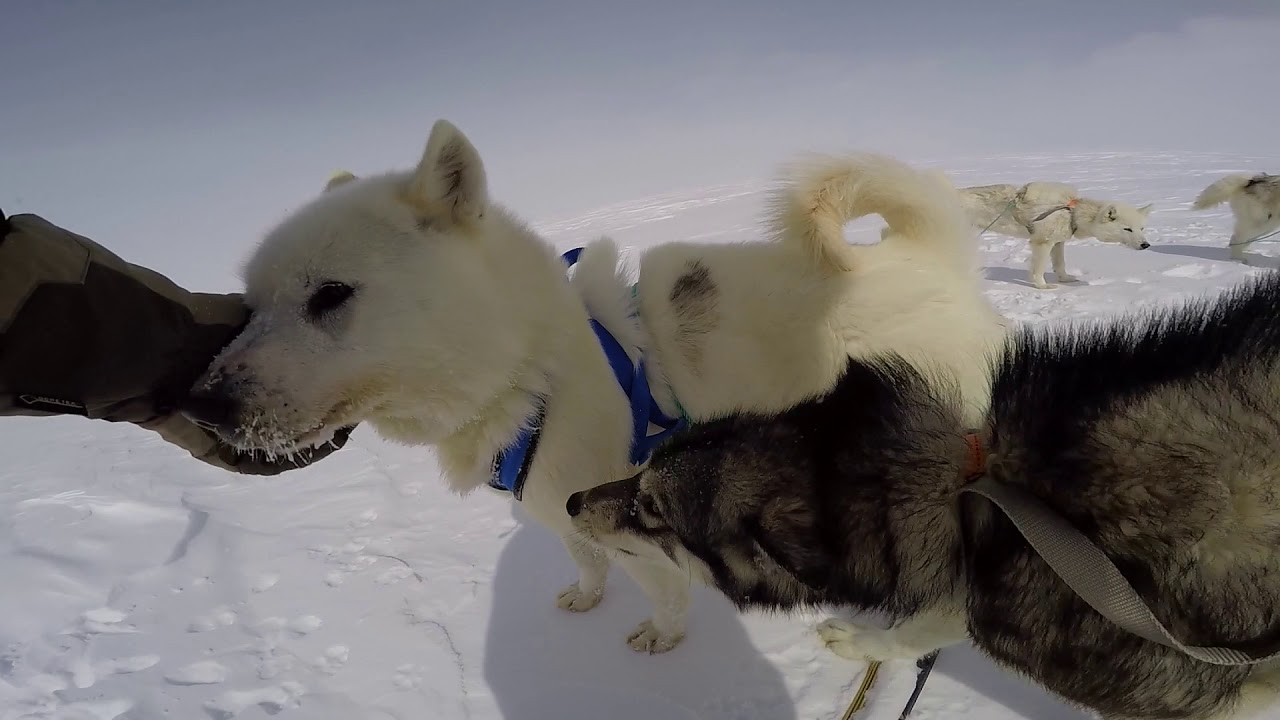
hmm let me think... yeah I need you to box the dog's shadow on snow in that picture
[1150,244,1233,262]
[983,266,1088,290]
[1152,243,1280,269]
[932,646,1094,720]
[482,505,796,720]
[482,506,1096,720]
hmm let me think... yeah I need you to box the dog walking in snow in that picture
[181,120,1006,654]
[958,181,1153,289]
[1193,173,1280,263]
[569,271,1280,720]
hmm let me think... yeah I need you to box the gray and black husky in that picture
[568,272,1280,719]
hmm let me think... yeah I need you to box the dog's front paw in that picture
[1032,279,1057,290]
[626,619,684,654]
[816,619,897,662]
[1056,273,1080,283]
[556,583,604,613]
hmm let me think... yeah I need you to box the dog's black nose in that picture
[180,389,240,434]
[566,491,585,518]
[1140,242,1151,249]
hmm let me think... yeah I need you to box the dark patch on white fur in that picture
[1245,173,1280,201]
[668,261,718,375]
[1245,173,1278,189]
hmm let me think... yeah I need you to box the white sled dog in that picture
[958,181,1153,289]
[183,120,1006,654]
[1193,173,1280,263]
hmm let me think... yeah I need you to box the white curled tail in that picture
[1193,175,1253,210]
[768,153,972,272]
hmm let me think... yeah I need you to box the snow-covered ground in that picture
[3,150,1279,720]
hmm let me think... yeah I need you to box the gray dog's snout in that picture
[566,491,585,518]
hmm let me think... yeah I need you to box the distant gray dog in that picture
[959,181,1153,289]
[1194,173,1280,263]
[569,272,1280,720]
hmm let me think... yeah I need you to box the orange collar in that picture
[963,432,987,482]
[1066,198,1079,209]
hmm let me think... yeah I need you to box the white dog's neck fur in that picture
[426,235,649,493]
[1069,199,1111,239]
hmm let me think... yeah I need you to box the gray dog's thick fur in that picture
[569,272,1280,719]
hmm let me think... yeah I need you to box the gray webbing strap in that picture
[962,476,1280,666]
[1030,204,1072,224]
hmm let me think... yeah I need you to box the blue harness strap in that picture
[587,317,688,465]
[488,247,690,497]
[488,400,546,500]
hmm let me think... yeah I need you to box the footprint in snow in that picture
[61,654,159,690]
[188,607,238,633]
[348,508,379,529]
[1162,263,1223,279]
[311,645,350,674]
[52,698,135,720]
[165,660,229,685]
[288,615,323,635]
[76,608,136,635]
[250,572,280,593]
[203,681,305,719]
[393,664,423,690]
[376,564,416,585]
[96,655,160,676]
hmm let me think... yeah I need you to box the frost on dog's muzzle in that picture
[183,369,343,458]
[567,473,643,541]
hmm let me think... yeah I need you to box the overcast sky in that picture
[3,0,1278,289]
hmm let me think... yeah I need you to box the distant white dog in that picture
[1193,173,1280,263]
[958,182,1153,289]
[184,120,1007,654]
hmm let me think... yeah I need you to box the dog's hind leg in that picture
[556,535,610,612]
[616,555,690,654]
[1050,242,1080,283]
[1230,228,1252,264]
[1028,239,1056,290]
[817,610,967,662]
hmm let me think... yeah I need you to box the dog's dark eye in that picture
[307,281,355,317]
[1124,227,1133,233]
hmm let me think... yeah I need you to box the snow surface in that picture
[3,151,1279,720]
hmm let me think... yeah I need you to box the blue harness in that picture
[488,247,690,499]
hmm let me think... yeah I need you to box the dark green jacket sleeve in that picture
[0,209,352,474]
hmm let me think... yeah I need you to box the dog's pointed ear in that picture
[324,170,358,192]
[1103,204,1119,222]
[1138,203,1154,217]
[410,119,488,226]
